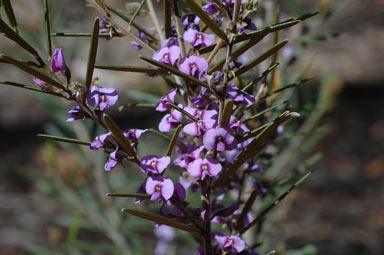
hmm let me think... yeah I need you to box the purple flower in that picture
[159,110,183,132]
[182,14,200,30]
[66,105,87,122]
[238,17,257,34]
[203,126,237,152]
[32,78,48,89]
[184,28,215,47]
[227,84,255,105]
[145,177,174,201]
[178,56,208,81]
[183,108,217,136]
[202,3,220,15]
[131,31,147,50]
[154,225,175,255]
[99,17,115,40]
[215,233,245,253]
[179,176,192,190]
[90,131,112,150]
[123,129,148,141]
[140,155,171,174]
[51,48,67,73]
[153,46,180,66]
[250,176,267,195]
[156,88,177,112]
[191,87,218,110]
[229,116,249,133]
[161,37,179,48]
[104,147,119,171]
[174,146,204,168]
[247,161,263,172]
[86,85,118,111]
[187,158,222,180]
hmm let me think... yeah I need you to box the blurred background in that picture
[0,0,383,254]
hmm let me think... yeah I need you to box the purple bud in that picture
[202,3,220,15]
[104,147,119,171]
[227,84,255,105]
[32,78,48,89]
[51,48,67,73]
[66,105,87,122]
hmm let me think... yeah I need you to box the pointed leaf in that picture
[43,0,52,58]
[0,80,68,99]
[1,0,18,33]
[51,32,113,37]
[0,18,41,62]
[245,100,288,122]
[85,18,100,91]
[129,0,146,25]
[122,208,200,233]
[209,29,271,72]
[0,54,64,89]
[95,64,167,74]
[185,0,227,42]
[166,125,182,157]
[118,103,155,111]
[106,4,159,44]
[103,114,138,162]
[261,78,312,99]
[38,134,91,146]
[140,55,209,88]
[235,40,288,76]
[107,193,150,198]
[240,171,312,235]
[211,111,298,192]
[242,63,279,92]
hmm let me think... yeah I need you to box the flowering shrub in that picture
[0,0,333,254]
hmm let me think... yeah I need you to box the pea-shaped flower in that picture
[153,46,180,66]
[215,233,245,254]
[140,155,171,174]
[51,48,67,73]
[86,85,118,111]
[184,28,215,47]
[187,158,222,180]
[156,88,177,112]
[203,126,237,152]
[178,56,208,81]
[145,177,174,201]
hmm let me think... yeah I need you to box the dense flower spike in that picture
[178,56,209,81]
[187,158,222,180]
[215,233,246,253]
[184,28,215,47]
[145,177,174,201]
[156,88,177,112]
[140,155,171,174]
[86,85,118,111]
[51,48,67,73]
[153,46,180,66]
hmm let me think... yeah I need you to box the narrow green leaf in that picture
[0,80,68,99]
[245,100,288,122]
[51,32,112,37]
[107,193,150,198]
[219,100,234,126]
[106,5,159,44]
[235,40,288,76]
[67,211,82,245]
[38,134,91,146]
[0,54,64,89]
[239,123,271,142]
[140,56,209,88]
[118,103,156,111]
[209,29,271,72]
[85,18,100,91]
[242,63,279,92]
[95,64,167,74]
[185,0,227,42]
[211,111,297,192]
[130,0,146,25]
[122,208,200,233]
[103,114,138,162]
[235,189,258,230]
[1,0,18,33]
[166,125,182,157]
[240,171,312,235]
[163,0,172,38]
[43,0,52,59]
[0,18,41,62]
[261,78,312,99]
